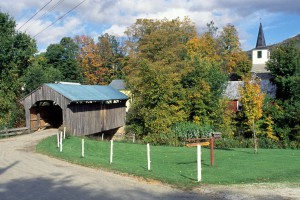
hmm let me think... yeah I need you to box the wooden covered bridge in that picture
[20,83,128,136]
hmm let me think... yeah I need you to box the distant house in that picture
[109,79,131,112]
[223,81,244,112]
[20,83,128,137]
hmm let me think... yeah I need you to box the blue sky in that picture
[1,0,300,52]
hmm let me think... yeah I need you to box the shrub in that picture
[171,122,213,141]
[214,137,299,149]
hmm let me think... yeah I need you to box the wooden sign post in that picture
[210,137,214,167]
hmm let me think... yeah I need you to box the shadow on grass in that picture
[180,174,197,181]
[216,148,254,154]
[176,160,209,167]
[214,148,234,151]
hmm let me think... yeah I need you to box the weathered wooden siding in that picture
[21,85,70,129]
[66,101,126,136]
[21,84,127,136]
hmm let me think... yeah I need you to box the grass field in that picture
[36,136,300,188]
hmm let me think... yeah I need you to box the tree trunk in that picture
[253,120,257,154]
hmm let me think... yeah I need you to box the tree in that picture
[0,12,37,128]
[98,33,124,79]
[22,54,62,94]
[240,80,265,153]
[181,58,227,126]
[267,42,300,142]
[217,24,251,78]
[74,35,102,84]
[125,17,197,143]
[186,33,220,62]
[267,42,300,101]
[75,34,124,85]
[45,37,84,83]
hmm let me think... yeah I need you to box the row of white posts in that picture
[56,127,66,152]
[57,129,202,182]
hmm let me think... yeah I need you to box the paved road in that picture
[0,129,299,200]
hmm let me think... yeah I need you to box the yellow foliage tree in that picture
[264,115,279,141]
[187,33,220,62]
[240,80,265,153]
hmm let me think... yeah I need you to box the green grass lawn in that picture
[36,136,300,188]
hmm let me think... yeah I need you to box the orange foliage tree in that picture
[74,35,104,84]
[75,34,121,85]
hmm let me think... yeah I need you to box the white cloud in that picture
[103,24,127,37]
[1,0,300,51]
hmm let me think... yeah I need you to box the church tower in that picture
[251,22,270,73]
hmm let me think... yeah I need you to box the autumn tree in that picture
[75,34,124,85]
[187,33,220,62]
[240,80,265,153]
[75,35,102,84]
[217,24,251,78]
[124,17,197,144]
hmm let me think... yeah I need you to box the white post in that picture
[73,129,76,136]
[102,133,104,141]
[82,139,84,158]
[133,134,135,143]
[110,140,113,164]
[57,131,60,148]
[197,145,202,182]
[147,143,151,171]
[60,131,63,152]
[63,127,66,139]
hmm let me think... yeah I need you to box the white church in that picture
[223,22,276,112]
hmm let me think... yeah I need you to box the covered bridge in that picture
[20,83,128,136]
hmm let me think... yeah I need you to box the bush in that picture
[171,122,213,141]
[214,137,300,149]
[143,131,181,146]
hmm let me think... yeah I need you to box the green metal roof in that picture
[46,83,128,102]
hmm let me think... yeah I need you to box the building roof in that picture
[46,83,128,102]
[222,81,244,100]
[256,22,267,49]
[251,64,269,73]
[109,79,126,90]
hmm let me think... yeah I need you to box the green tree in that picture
[45,37,84,83]
[0,12,37,128]
[22,54,62,94]
[98,33,125,80]
[181,59,227,126]
[267,42,300,142]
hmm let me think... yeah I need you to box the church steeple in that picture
[252,22,270,73]
[255,22,266,49]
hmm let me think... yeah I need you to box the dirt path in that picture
[0,129,299,200]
